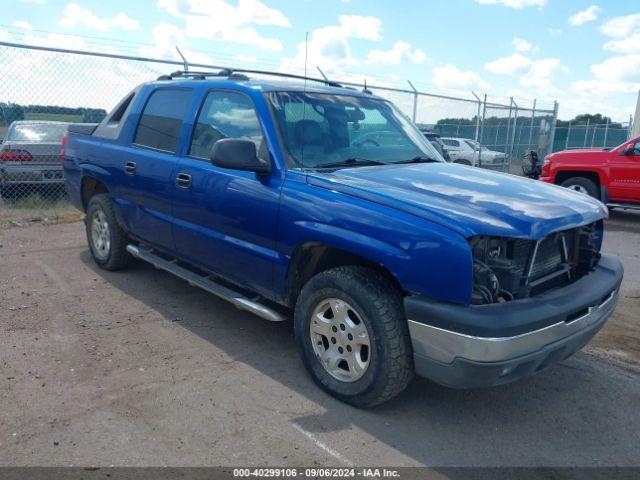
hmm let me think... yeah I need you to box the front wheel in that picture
[294,266,414,407]
[560,177,599,199]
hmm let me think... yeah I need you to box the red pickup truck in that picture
[541,136,640,208]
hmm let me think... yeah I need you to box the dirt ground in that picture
[0,212,639,467]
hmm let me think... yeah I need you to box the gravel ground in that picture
[0,212,639,468]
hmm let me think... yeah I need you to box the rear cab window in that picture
[134,88,192,154]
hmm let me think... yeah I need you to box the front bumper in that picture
[404,255,623,388]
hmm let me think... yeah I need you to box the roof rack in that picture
[157,68,343,88]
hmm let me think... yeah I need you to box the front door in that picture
[171,89,283,296]
[609,140,640,203]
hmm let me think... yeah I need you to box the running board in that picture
[126,245,287,322]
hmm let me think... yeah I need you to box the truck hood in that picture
[548,148,606,158]
[307,163,607,239]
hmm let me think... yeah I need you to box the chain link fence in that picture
[0,40,567,223]
[553,121,633,152]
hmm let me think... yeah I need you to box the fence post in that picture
[505,98,513,157]
[407,80,418,123]
[603,117,609,147]
[565,121,571,150]
[547,101,559,155]
[527,98,536,148]
[472,91,481,144]
[508,98,519,169]
[583,119,590,147]
[478,94,487,168]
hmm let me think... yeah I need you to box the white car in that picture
[440,137,506,167]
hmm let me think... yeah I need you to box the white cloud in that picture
[520,58,567,89]
[569,5,601,26]
[600,13,640,38]
[432,64,490,91]
[512,37,537,52]
[138,23,214,65]
[158,0,291,52]
[280,15,382,73]
[548,28,563,36]
[474,0,546,9]
[590,54,640,84]
[570,54,640,96]
[12,21,34,31]
[0,28,15,43]
[484,53,533,75]
[366,41,426,65]
[604,33,640,53]
[485,53,567,93]
[58,3,140,31]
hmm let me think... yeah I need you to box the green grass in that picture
[24,112,83,123]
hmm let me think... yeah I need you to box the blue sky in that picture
[1,0,639,121]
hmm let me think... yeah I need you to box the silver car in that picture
[0,121,69,197]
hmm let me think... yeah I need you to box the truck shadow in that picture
[81,251,640,467]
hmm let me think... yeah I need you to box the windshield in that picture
[8,123,68,143]
[464,139,480,150]
[266,92,443,168]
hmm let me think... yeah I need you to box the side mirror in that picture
[210,138,270,174]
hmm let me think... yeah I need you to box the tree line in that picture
[0,103,107,125]
[435,114,623,128]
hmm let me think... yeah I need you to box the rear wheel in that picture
[85,194,131,270]
[294,266,414,407]
[560,177,598,199]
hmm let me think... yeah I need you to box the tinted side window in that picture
[189,91,264,160]
[134,89,192,153]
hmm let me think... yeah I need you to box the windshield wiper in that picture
[314,158,386,169]
[392,156,440,164]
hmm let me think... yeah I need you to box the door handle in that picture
[124,161,136,175]
[176,172,192,189]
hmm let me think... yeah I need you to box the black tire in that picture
[560,177,599,199]
[294,266,414,407]
[453,158,472,166]
[85,193,131,271]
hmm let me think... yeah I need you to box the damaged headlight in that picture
[469,223,602,305]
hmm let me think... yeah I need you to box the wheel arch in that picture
[81,176,109,210]
[554,170,602,198]
[285,242,403,307]
[554,169,601,187]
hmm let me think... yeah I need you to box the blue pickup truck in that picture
[63,71,623,407]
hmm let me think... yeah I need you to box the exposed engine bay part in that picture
[469,221,602,305]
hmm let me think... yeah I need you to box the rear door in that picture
[608,140,640,203]
[171,89,283,296]
[117,87,193,251]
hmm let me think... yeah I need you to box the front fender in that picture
[276,176,473,305]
